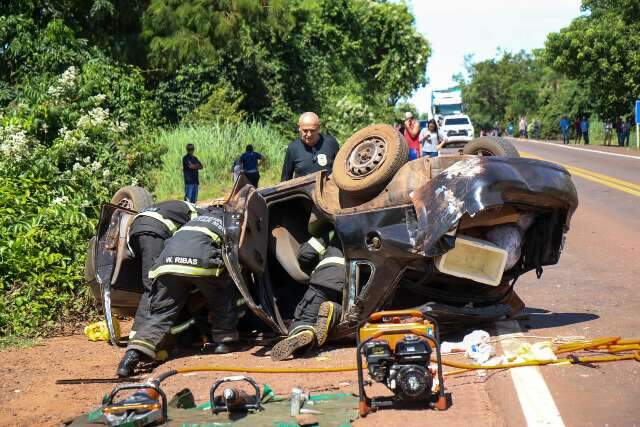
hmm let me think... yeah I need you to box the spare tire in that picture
[463,137,520,157]
[332,124,408,197]
[110,185,154,211]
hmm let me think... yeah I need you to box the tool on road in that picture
[356,310,448,417]
[209,375,262,414]
[56,378,143,385]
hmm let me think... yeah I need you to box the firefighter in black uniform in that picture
[117,206,239,377]
[271,233,345,361]
[127,200,199,343]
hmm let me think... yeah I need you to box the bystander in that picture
[182,144,203,203]
[560,116,570,145]
[574,117,582,144]
[616,117,624,147]
[403,112,421,160]
[603,118,613,146]
[580,116,590,145]
[623,117,632,147]
[519,115,528,138]
[239,144,265,187]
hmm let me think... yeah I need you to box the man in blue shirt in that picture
[182,144,203,203]
[239,145,265,187]
[580,117,590,145]
[559,116,570,145]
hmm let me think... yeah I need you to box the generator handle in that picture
[368,310,424,322]
[106,382,168,420]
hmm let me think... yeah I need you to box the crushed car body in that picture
[87,128,578,345]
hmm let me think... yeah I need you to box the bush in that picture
[0,61,164,337]
[153,123,289,201]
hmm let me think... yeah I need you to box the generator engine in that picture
[356,310,448,417]
[364,334,434,401]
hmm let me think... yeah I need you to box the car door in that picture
[223,176,282,333]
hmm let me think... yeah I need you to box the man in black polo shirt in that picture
[281,112,340,181]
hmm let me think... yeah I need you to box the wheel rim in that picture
[346,136,388,178]
[116,197,134,210]
[473,149,496,157]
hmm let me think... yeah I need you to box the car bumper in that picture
[445,135,473,143]
[410,156,579,258]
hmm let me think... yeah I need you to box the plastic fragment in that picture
[84,318,120,342]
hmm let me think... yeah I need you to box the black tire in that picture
[463,137,520,157]
[332,124,408,197]
[110,185,154,211]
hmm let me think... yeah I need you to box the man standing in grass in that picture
[580,116,590,145]
[183,143,203,203]
[240,144,265,187]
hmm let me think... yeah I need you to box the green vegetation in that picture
[0,0,429,338]
[458,0,638,142]
[154,124,289,201]
[0,336,38,351]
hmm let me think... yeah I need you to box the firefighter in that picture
[270,233,344,361]
[117,206,239,378]
[127,200,199,342]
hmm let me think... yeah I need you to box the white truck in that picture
[431,87,464,118]
[431,87,474,146]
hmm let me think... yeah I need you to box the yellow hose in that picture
[169,352,639,377]
[163,337,640,378]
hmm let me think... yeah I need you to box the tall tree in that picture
[545,0,640,118]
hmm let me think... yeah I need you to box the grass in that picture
[153,123,290,201]
[0,336,38,351]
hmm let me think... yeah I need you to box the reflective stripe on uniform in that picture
[175,226,222,243]
[136,211,178,234]
[183,201,198,219]
[129,339,156,352]
[307,237,326,255]
[148,264,224,279]
[313,256,345,272]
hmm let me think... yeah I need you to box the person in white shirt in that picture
[420,119,448,158]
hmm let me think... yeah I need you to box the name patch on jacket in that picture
[165,256,199,265]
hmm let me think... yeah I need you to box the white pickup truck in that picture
[441,114,475,146]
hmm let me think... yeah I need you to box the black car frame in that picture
[88,127,578,346]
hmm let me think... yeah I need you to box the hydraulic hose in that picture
[150,336,640,384]
[154,350,640,384]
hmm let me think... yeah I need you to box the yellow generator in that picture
[356,310,449,417]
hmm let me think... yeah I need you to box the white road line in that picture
[495,320,565,427]
[508,138,640,160]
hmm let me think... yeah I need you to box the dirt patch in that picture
[0,324,501,426]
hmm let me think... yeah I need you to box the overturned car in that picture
[87,124,578,345]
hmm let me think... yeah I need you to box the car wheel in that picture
[332,124,408,197]
[463,137,520,157]
[110,185,154,211]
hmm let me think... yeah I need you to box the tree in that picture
[457,51,541,130]
[545,0,640,118]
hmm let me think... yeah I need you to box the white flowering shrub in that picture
[0,61,163,336]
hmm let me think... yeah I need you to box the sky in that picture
[406,0,584,113]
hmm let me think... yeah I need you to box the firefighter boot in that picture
[117,349,142,378]
[270,325,315,361]
[315,301,342,346]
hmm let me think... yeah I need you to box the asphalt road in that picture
[483,139,640,426]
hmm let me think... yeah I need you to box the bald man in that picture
[281,112,340,181]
